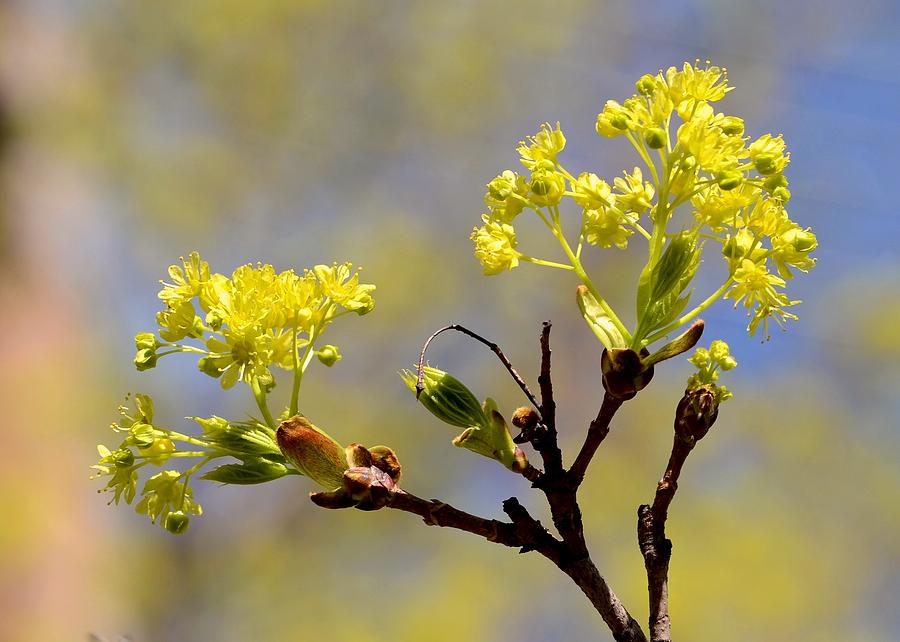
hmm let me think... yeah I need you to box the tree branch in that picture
[535,321,564,475]
[386,491,527,549]
[638,436,693,642]
[568,393,624,486]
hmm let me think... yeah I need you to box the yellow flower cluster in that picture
[98,252,377,534]
[687,340,737,403]
[148,252,374,389]
[471,61,817,344]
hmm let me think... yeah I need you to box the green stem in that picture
[290,326,317,417]
[518,254,576,271]
[643,277,734,345]
[549,207,632,343]
[252,378,278,430]
[626,131,660,186]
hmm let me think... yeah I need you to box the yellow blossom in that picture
[613,167,655,214]
[528,164,566,207]
[517,122,566,169]
[596,100,634,137]
[484,170,529,221]
[158,252,210,307]
[471,214,519,275]
[572,173,615,210]
[583,208,633,249]
[748,133,789,175]
[771,226,818,279]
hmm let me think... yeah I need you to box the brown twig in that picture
[638,436,694,642]
[400,323,649,641]
[535,321,564,475]
[415,324,540,411]
[387,491,527,548]
[568,393,625,486]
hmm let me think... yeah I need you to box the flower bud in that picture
[134,348,158,372]
[277,416,348,489]
[134,332,159,351]
[763,173,788,191]
[688,347,711,369]
[610,113,630,130]
[139,438,175,465]
[645,127,667,149]
[674,386,719,444]
[367,445,402,483]
[511,407,540,436]
[164,510,190,534]
[197,356,224,378]
[784,228,817,253]
[317,345,342,367]
[719,116,744,136]
[601,348,654,400]
[716,170,743,191]
[401,367,487,429]
[112,448,135,469]
[753,153,777,175]
[772,186,791,203]
[636,74,657,95]
[708,340,729,362]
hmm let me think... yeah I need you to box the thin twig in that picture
[638,436,693,642]
[415,324,540,411]
[568,393,624,485]
[535,321,564,475]
[387,491,525,548]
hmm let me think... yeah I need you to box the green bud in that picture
[678,155,697,172]
[688,347,711,369]
[139,437,175,465]
[276,416,347,489]
[197,356,224,378]
[651,231,699,302]
[772,186,791,202]
[134,332,159,351]
[763,173,788,191]
[716,170,743,191]
[788,228,817,253]
[530,175,551,196]
[610,114,630,130]
[134,348,158,372]
[129,422,157,449]
[719,116,744,136]
[400,367,487,429]
[164,510,190,535]
[753,153,777,175]
[645,127,667,149]
[719,356,737,371]
[635,74,657,95]
[112,448,135,469]
[708,340,729,363]
[317,345,342,367]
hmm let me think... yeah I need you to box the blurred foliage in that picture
[1,1,899,641]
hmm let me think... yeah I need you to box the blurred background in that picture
[1,1,898,640]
